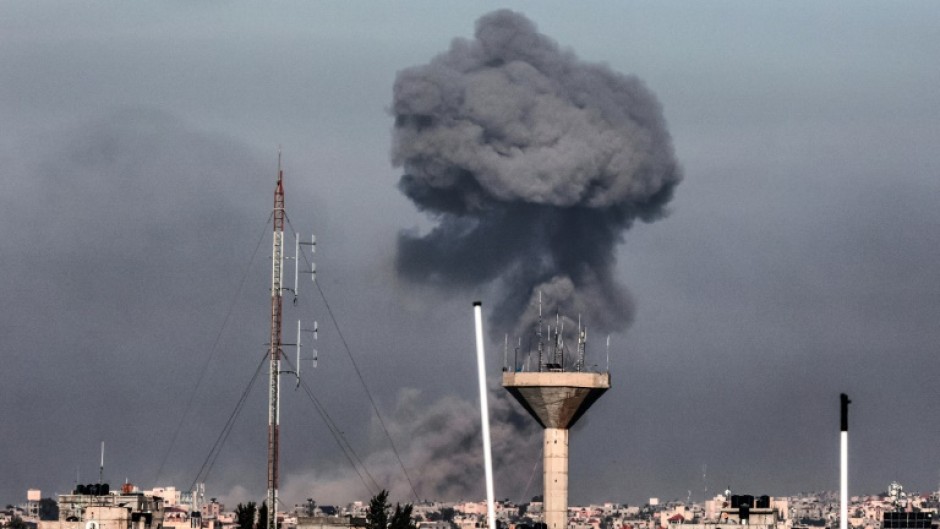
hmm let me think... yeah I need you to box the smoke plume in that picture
[392,10,681,339]
[278,387,540,504]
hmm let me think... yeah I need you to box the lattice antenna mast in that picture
[267,152,286,529]
[266,153,316,529]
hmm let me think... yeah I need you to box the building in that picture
[39,486,164,529]
[668,495,787,529]
[145,488,184,510]
[27,490,43,520]
[295,515,367,529]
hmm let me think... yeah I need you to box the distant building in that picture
[882,512,934,529]
[145,488,184,509]
[668,495,786,529]
[295,515,367,529]
[203,499,223,520]
[418,521,453,529]
[28,490,43,519]
[39,486,164,529]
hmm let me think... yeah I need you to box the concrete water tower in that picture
[502,321,610,529]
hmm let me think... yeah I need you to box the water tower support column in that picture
[544,427,569,529]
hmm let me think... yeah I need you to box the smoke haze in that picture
[279,387,540,503]
[392,10,681,339]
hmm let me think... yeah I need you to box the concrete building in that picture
[145,488,183,510]
[295,515,366,529]
[454,503,488,517]
[162,506,194,529]
[412,502,447,521]
[39,489,164,529]
[27,490,42,519]
[418,522,453,529]
[669,495,787,529]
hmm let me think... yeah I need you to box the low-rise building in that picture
[295,515,367,529]
[39,487,164,529]
[667,495,786,529]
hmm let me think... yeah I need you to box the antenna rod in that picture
[606,335,610,372]
[294,233,300,296]
[99,441,104,484]
[473,302,497,529]
[577,316,582,372]
[267,152,285,529]
[296,319,302,387]
[537,291,543,371]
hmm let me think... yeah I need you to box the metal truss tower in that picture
[267,157,286,529]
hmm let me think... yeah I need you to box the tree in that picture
[367,491,390,529]
[6,515,29,529]
[235,502,257,529]
[39,498,59,521]
[390,503,416,529]
[366,490,415,529]
[258,501,268,529]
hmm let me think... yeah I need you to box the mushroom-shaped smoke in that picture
[393,10,681,340]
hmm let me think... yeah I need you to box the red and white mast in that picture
[264,152,317,529]
[267,153,285,529]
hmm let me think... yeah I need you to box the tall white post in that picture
[840,394,851,529]
[473,302,497,529]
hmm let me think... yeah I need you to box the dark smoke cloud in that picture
[392,10,681,339]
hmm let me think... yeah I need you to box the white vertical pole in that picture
[296,320,302,382]
[840,432,848,529]
[840,393,850,529]
[473,302,497,529]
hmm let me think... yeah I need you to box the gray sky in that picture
[2,0,939,510]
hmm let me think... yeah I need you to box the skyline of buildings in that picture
[4,480,938,529]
